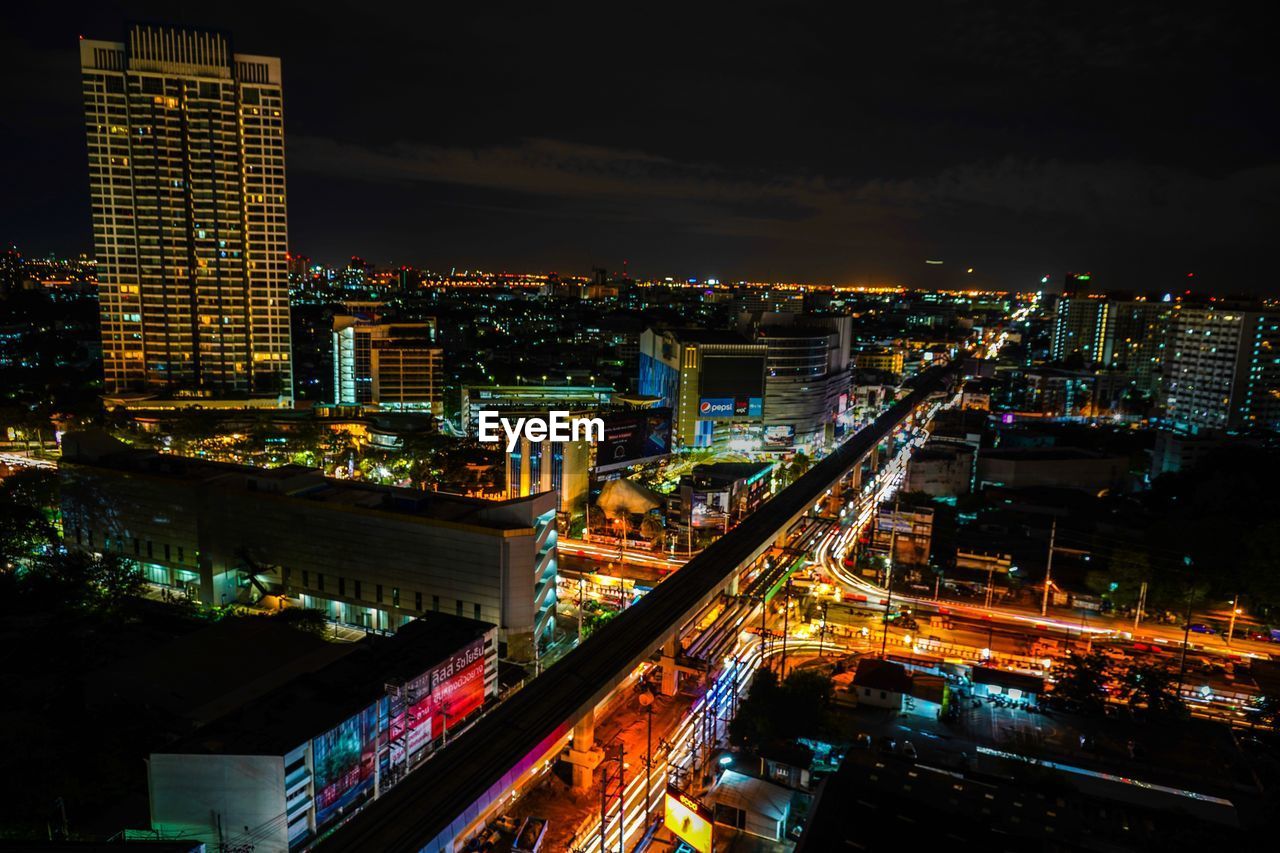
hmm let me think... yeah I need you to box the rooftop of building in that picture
[972,665,1045,694]
[911,442,975,461]
[755,324,837,340]
[87,617,356,730]
[797,747,1241,851]
[931,408,990,437]
[655,327,755,346]
[162,613,492,757]
[852,658,912,694]
[980,446,1117,462]
[688,461,775,484]
[61,431,545,530]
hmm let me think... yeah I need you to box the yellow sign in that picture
[664,785,712,853]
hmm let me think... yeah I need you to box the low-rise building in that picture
[710,770,794,843]
[905,443,973,497]
[851,658,912,710]
[60,431,557,659]
[971,666,1044,703]
[854,347,905,375]
[668,461,773,545]
[976,447,1127,493]
[148,614,497,852]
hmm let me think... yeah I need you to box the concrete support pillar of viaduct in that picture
[564,710,604,791]
[851,463,862,490]
[727,574,740,597]
[660,635,681,697]
[869,444,880,473]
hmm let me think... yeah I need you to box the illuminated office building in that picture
[333,306,442,412]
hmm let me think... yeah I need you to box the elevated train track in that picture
[316,360,961,853]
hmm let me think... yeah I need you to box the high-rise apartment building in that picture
[333,305,443,412]
[1049,295,1110,363]
[80,26,292,399]
[1050,294,1169,403]
[1161,306,1280,433]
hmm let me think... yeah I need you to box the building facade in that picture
[333,307,442,412]
[81,26,292,399]
[60,432,557,660]
[149,614,499,852]
[638,328,767,448]
[1161,306,1280,433]
[757,318,853,453]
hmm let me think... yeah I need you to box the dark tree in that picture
[1051,651,1109,714]
[1120,662,1184,719]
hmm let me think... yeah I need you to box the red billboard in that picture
[427,638,487,738]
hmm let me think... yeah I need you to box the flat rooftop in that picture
[661,328,755,346]
[88,617,355,729]
[163,613,492,757]
[61,431,538,529]
[981,447,1114,462]
[690,461,774,482]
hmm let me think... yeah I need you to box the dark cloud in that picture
[1,1,1276,290]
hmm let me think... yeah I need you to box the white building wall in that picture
[149,753,288,852]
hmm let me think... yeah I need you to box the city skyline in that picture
[3,3,1277,292]
[3,8,1280,853]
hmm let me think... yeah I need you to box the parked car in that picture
[854,733,873,750]
[900,740,918,760]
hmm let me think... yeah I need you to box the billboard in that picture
[664,785,713,853]
[700,355,764,397]
[762,424,795,449]
[313,703,379,829]
[427,638,487,739]
[698,397,763,420]
[386,671,435,767]
[595,408,672,472]
[690,489,730,528]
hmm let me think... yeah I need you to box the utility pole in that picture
[759,593,769,669]
[780,577,792,677]
[1041,518,1056,617]
[1133,581,1147,633]
[818,600,829,658]
[1175,557,1195,702]
[881,498,899,659]
[578,575,585,644]
[639,690,654,831]
[1227,592,1240,646]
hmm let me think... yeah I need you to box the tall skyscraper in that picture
[1050,294,1169,398]
[80,25,292,400]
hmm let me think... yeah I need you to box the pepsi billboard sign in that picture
[699,398,734,417]
[699,397,762,420]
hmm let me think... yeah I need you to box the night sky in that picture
[2,2,1275,291]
